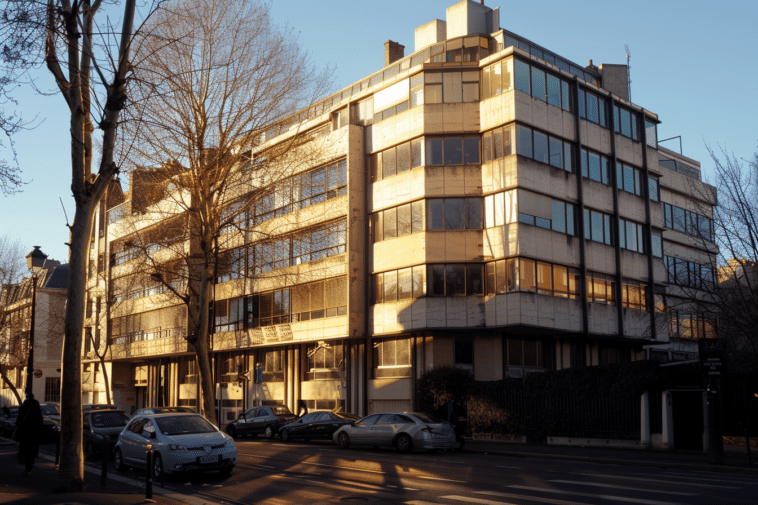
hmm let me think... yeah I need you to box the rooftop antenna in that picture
[624,44,632,102]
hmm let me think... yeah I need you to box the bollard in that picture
[145,443,153,500]
[100,436,109,487]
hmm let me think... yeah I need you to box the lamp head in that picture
[26,246,47,274]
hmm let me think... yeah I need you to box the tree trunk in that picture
[56,203,96,491]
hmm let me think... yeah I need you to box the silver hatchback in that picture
[115,413,237,477]
[333,412,456,453]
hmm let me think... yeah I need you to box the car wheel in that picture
[153,453,164,479]
[114,448,126,472]
[395,434,412,453]
[228,426,238,439]
[264,425,274,439]
[280,429,290,442]
[338,432,350,449]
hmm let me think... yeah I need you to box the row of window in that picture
[213,277,347,332]
[515,189,576,236]
[252,220,346,274]
[585,272,647,310]
[373,263,486,303]
[485,258,580,298]
[664,255,716,292]
[513,59,572,111]
[660,202,714,242]
[669,310,717,340]
[515,125,574,172]
[582,208,655,256]
[578,88,609,128]
[370,136,481,181]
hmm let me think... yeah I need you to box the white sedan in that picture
[115,413,237,477]
[333,412,456,453]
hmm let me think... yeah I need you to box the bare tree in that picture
[705,145,758,372]
[117,0,331,425]
[0,234,27,404]
[0,0,164,490]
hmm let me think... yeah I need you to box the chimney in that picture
[384,40,405,66]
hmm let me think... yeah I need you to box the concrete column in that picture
[661,391,674,449]
[640,391,651,447]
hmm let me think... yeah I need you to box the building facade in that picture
[89,0,718,426]
[0,260,68,406]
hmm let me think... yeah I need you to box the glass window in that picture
[546,74,560,107]
[384,207,397,239]
[445,264,466,295]
[591,211,604,243]
[553,265,568,297]
[412,266,425,297]
[620,108,631,137]
[517,126,532,157]
[588,153,601,182]
[396,142,410,174]
[444,138,463,165]
[514,60,530,94]
[561,80,570,111]
[411,201,424,233]
[648,177,659,202]
[533,131,548,164]
[464,198,482,229]
[444,199,465,230]
[536,262,552,294]
[482,132,492,163]
[549,137,563,169]
[427,200,444,230]
[383,147,396,178]
[397,268,412,300]
[563,143,572,172]
[552,201,566,233]
[397,204,411,236]
[427,139,443,165]
[383,270,397,301]
[463,138,480,164]
[566,203,574,236]
[428,265,445,296]
[626,221,637,251]
[604,215,612,245]
[520,259,536,292]
[651,234,662,258]
[578,89,586,118]
[531,67,545,101]
[466,264,483,295]
[411,139,424,168]
[623,165,634,193]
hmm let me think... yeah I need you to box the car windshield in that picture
[41,404,60,416]
[91,411,130,428]
[409,413,445,424]
[156,415,216,435]
[272,407,293,416]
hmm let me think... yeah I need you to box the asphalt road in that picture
[49,437,758,505]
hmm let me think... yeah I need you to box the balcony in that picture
[110,327,189,359]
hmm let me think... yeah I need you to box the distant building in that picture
[90,0,718,422]
[0,260,67,406]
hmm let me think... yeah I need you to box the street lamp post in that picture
[24,246,47,397]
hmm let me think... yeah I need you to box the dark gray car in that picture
[225,406,296,439]
[83,409,131,458]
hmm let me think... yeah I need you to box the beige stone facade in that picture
[88,0,717,422]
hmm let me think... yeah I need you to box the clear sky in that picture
[1,0,755,264]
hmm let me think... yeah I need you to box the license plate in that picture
[198,455,216,464]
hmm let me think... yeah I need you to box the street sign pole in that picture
[699,339,726,465]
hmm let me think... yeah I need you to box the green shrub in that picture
[415,365,475,414]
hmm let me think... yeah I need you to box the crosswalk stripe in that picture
[549,480,696,496]
[507,485,682,505]
[306,478,378,494]
[659,471,757,484]
[568,472,739,489]
[418,476,467,483]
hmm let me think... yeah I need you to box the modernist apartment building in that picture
[86,0,718,424]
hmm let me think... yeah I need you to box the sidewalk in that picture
[462,437,758,475]
[0,438,213,505]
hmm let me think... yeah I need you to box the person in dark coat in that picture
[15,393,43,475]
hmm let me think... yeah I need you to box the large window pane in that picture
[546,74,561,107]
[444,199,465,229]
[427,199,444,230]
[466,265,483,295]
[463,138,480,164]
[520,259,536,292]
[446,264,466,295]
[553,265,568,296]
[384,207,397,239]
[411,138,424,168]
[397,204,411,236]
[514,60,530,94]
[537,262,552,294]
[533,131,548,164]
[549,137,563,168]
[591,211,604,243]
[427,139,443,165]
[586,93,599,123]
[397,268,412,300]
[620,108,631,137]
[588,153,601,182]
[623,165,634,193]
[396,142,410,174]
[552,201,566,233]
[465,197,482,229]
[626,221,637,251]
[383,148,396,178]
[516,126,532,157]
[531,67,546,101]
[384,270,397,301]
[412,266,425,297]
[561,80,570,111]
[444,138,463,165]
[411,201,424,233]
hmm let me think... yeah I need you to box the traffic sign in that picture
[698,339,727,377]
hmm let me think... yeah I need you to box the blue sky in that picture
[1,0,755,263]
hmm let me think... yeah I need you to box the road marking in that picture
[307,478,378,494]
[549,480,696,496]
[569,472,740,489]
[298,460,387,474]
[318,448,337,452]
[333,478,386,490]
[256,464,276,469]
[659,471,757,484]
[417,476,467,483]
[479,490,630,505]
[495,465,520,469]
[508,485,683,505]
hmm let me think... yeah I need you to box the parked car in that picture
[333,412,456,453]
[225,405,296,439]
[39,402,61,423]
[279,411,361,442]
[83,409,131,458]
[133,406,195,417]
[1,405,60,443]
[82,404,118,412]
[114,413,237,477]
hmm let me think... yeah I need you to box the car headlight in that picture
[224,438,234,448]
[168,444,187,451]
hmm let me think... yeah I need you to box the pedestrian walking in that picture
[14,393,43,475]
